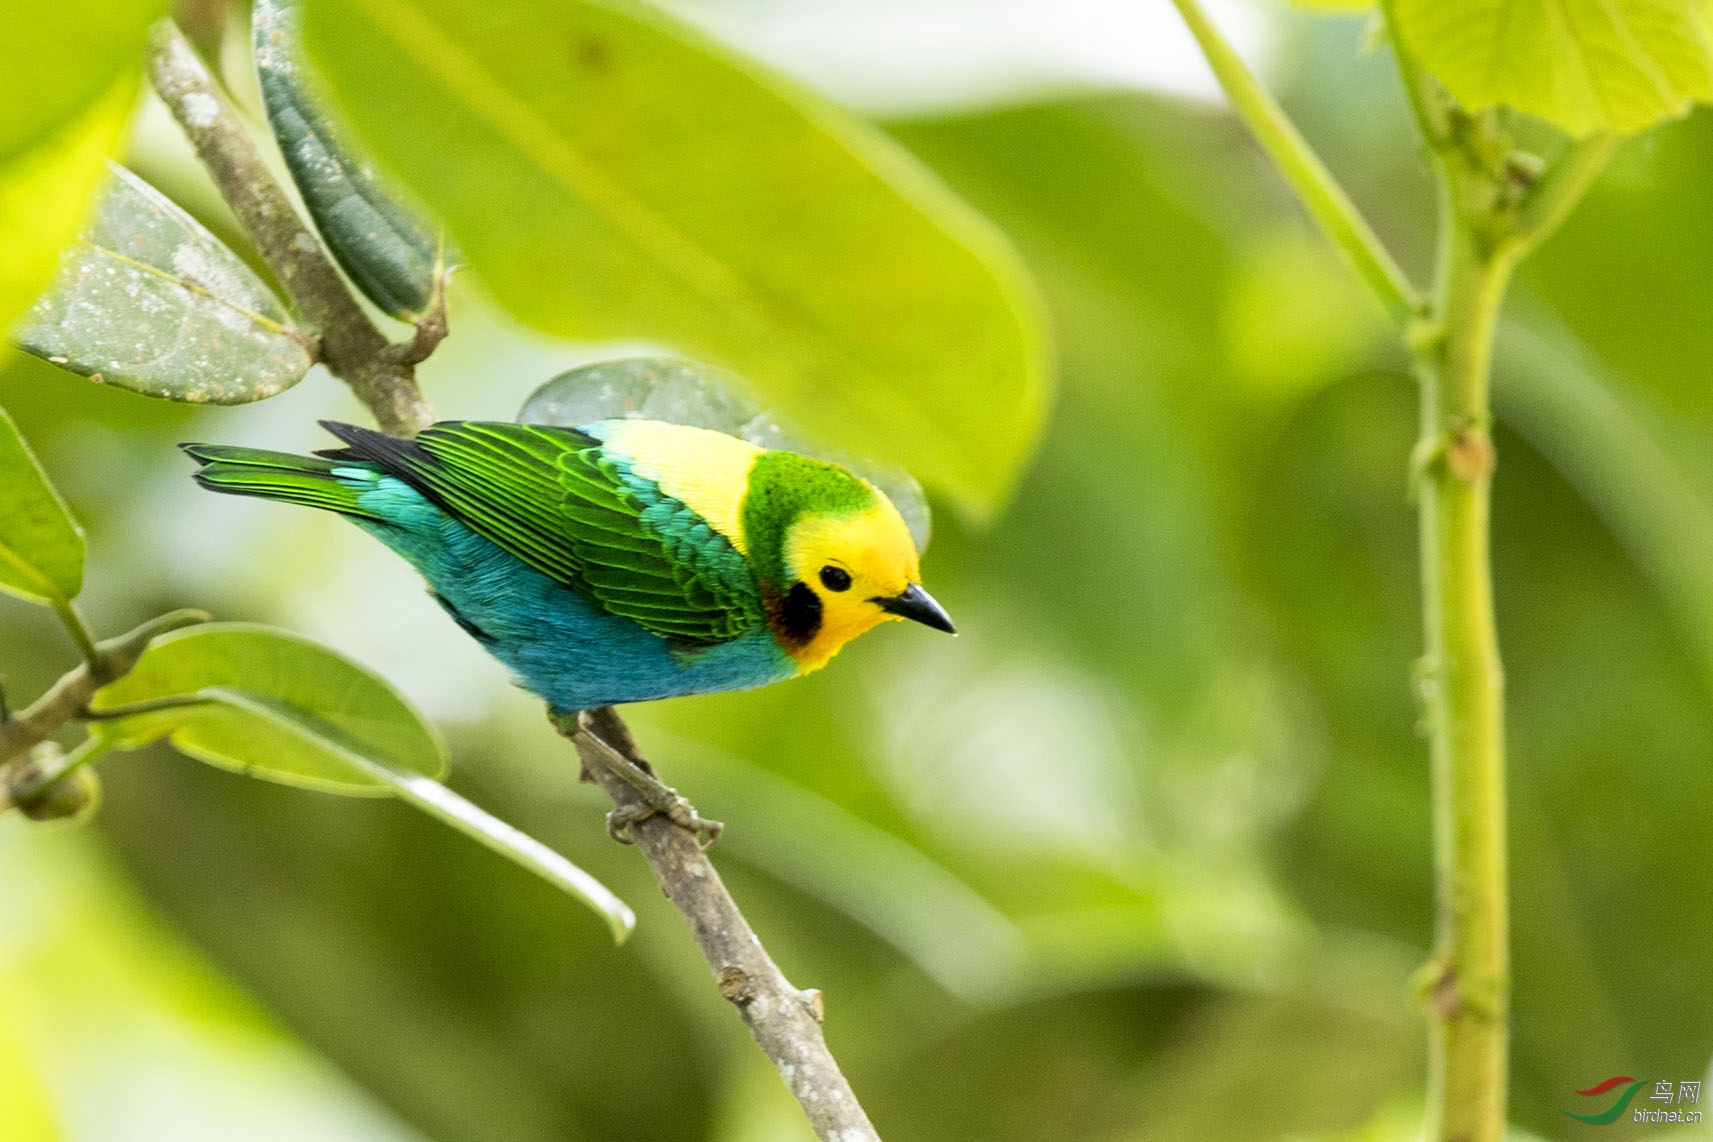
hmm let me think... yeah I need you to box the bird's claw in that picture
[559,707,723,847]
[605,791,723,848]
[604,807,639,845]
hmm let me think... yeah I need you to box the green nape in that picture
[740,450,876,587]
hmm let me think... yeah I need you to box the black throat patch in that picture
[766,581,823,648]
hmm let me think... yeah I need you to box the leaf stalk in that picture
[1167,0,1423,327]
[51,598,101,674]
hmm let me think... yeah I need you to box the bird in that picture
[181,418,956,713]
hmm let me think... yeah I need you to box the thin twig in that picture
[146,20,434,437]
[51,597,103,673]
[0,610,208,766]
[557,707,880,1142]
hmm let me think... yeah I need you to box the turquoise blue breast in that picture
[346,472,794,711]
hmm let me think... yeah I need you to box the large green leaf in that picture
[0,0,161,162]
[0,80,134,338]
[298,0,1050,515]
[0,405,85,606]
[15,164,314,403]
[90,624,447,794]
[1392,0,1713,135]
[254,0,443,321]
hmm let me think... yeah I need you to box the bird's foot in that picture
[562,707,723,848]
[605,790,723,849]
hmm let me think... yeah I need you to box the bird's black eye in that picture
[819,565,852,592]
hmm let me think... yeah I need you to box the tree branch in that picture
[557,707,882,1142]
[145,20,434,437]
[0,610,208,767]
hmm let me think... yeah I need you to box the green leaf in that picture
[14,164,314,404]
[90,623,447,794]
[299,0,1050,516]
[89,624,635,939]
[254,0,443,321]
[0,0,162,161]
[1392,0,1713,135]
[0,79,134,338]
[0,405,85,606]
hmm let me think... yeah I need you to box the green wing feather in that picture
[320,420,761,643]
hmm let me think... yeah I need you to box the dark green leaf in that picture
[14,164,314,403]
[90,623,447,793]
[299,0,1050,516]
[0,404,85,605]
[254,0,443,320]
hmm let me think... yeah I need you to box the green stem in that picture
[55,733,109,780]
[52,598,101,674]
[77,694,213,721]
[1167,0,1422,327]
[1410,112,1612,1142]
[1160,11,1621,1138]
[1414,165,1513,1140]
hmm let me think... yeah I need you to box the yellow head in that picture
[739,449,955,672]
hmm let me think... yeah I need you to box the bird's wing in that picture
[320,420,762,643]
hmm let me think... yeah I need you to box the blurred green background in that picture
[4,3,1713,1140]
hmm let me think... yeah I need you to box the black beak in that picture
[873,583,956,634]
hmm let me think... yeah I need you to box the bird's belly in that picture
[359,512,793,710]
